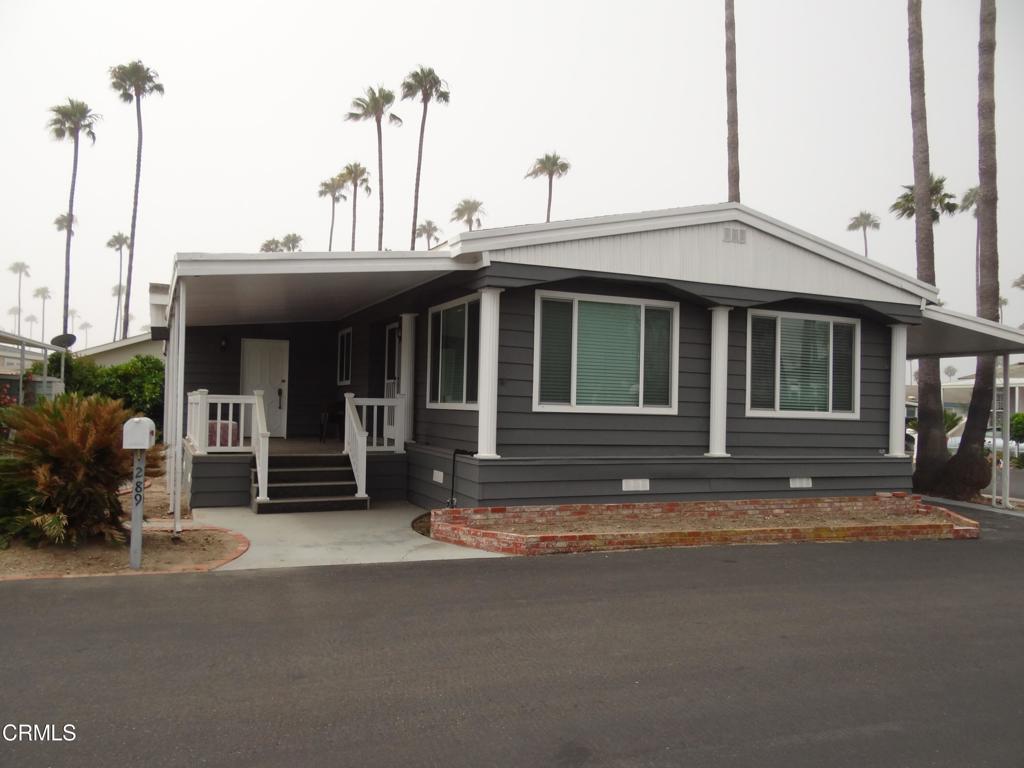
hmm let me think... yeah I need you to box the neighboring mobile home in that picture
[149,203,1024,520]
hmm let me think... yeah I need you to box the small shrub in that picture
[1011,413,1024,444]
[1,394,161,547]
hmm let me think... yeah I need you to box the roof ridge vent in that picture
[723,226,747,245]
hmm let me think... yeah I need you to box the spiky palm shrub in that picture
[1,394,158,546]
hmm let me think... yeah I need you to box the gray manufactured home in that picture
[149,203,1024,519]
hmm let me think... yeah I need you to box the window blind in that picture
[576,301,640,406]
[539,299,572,403]
[831,322,855,411]
[643,308,672,406]
[779,317,829,412]
[429,312,441,402]
[749,316,777,409]
[439,304,466,403]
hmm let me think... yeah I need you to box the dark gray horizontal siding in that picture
[405,444,482,510]
[726,306,892,457]
[187,453,252,509]
[496,281,710,458]
[467,456,911,506]
[367,453,408,500]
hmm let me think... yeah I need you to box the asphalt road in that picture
[3,507,1024,768]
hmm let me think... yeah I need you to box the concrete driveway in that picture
[193,501,502,569]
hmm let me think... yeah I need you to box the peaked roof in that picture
[447,202,938,302]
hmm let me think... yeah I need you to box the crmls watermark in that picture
[3,724,76,742]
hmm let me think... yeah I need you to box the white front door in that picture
[240,338,289,437]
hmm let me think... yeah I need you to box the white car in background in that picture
[946,430,1020,459]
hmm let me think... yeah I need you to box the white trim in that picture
[886,324,909,457]
[337,327,353,385]
[425,293,481,411]
[705,306,732,457]
[475,288,503,459]
[531,289,680,415]
[744,308,861,420]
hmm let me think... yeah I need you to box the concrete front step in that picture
[266,453,349,470]
[266,480,358,499]
[254,494,370,514]
[259,466,355,484]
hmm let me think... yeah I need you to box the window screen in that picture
[539,300,572,403]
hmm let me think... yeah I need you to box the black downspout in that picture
[447,448,473,508]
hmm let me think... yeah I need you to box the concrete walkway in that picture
[192,501,503,570]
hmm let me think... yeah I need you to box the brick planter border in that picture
[430,495,980,556]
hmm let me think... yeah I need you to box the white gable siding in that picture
[486,223,918,305]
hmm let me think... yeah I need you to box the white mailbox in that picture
[123,417,156,450]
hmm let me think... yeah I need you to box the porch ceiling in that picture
[183,270,449,326]
[907,306,1024,358]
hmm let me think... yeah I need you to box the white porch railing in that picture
[186,388,269,501]
[342,394,407,500]
[343,394,369,499]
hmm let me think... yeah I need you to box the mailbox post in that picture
[122,417,156,570]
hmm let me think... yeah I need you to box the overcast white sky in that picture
[1,0,1021,372]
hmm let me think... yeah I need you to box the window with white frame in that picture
[337,327,353,385]
[427,296,479,408]
[747,310,859,418]
[533,290,678,413]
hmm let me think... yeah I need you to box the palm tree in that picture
[846,211,880,258]
[451,199,484,231]
[401,67,450,250]
[8,262,29,335]
[109,60,164,340]
[959,186,982,307]
[318,175,347,251]
[345,87,402,250]
[890,175,958,222]
[998,296,1007,323]
[903,0,944,493]
[79,320,92,347]
[525,153,571,223]
[54,213,75,234]
[1014,274,1024,291]
[33,286,50,343]
[260,238,283,252]
[340,163,372,251]
[7,307,20,333]
[281,233,302,252]
[24,314,38,339]
[939,0,999,500]
[48,99,99,336]
[725,0,740,203]
[107,232,130,338]
[415,220,441,250]
[111,284,125,341]
[67,308,78,337]
[944,365,958,382]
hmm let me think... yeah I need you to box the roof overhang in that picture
[164,251,478,326]
[907,306,1024,358]
[0,331,62,353]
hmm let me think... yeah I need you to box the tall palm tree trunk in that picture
[114,246,123,342]
[375,117,384,251]
[410,100,429,250]
[862,227,868,258]
[62,135,79,337]
[16,273,23,336]
[937,0,999,499]
[546,174,553,223]
[725,0,741,203]
[328,199,336,252]
[122,95,144,340]
[40,297,46,346]
[907,0,946,493]
[350,182,358,251]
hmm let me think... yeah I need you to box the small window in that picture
[534,290,678,414]
[746,310,859,418]
[427,296,480,408]
[337,328,353,385]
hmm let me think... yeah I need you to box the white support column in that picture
[475,287,503,459]
[171,281,187,535]
[705,306,732,457]
[1001,352,1012,509]
[399,312,416,444]
[886,323,909,457]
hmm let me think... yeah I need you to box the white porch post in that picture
[886,323,908,457]
[1001,352,1012,508]
[399,312,416,444]
[705,306,732,457]
[475,287,503,459]
[171,281,187,535]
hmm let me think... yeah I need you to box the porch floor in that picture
[268,437,345,455]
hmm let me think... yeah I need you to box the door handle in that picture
[278,388,283,409]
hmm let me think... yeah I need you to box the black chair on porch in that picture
[319,399,345,443]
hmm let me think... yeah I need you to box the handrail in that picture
[343,393,368,498]
[252,389,270,502]
[351,395,406,453]
[185,389,257,454]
